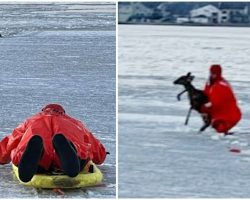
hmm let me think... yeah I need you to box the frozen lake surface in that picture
[119,25,250,198]
[0,3,115,198]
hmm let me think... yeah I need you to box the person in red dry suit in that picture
[200,64,242,134]
[0,104,108,182]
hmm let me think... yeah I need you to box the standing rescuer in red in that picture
[200,64,242,134]
[0,104,108,182]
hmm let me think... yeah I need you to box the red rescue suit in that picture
[201,65,241,133]
[0,104,107,170]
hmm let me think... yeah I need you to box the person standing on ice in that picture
[0,104,108,182]
[200,64,242,134]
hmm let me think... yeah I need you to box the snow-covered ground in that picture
[0,3,115,198]
[119,25,250,198]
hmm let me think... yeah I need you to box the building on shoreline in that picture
[190,3,248,24]
[218,2,248,23]
[118,2,250,25]
[189,5,220,24]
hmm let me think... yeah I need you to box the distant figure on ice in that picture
[200,64,242,134]
[0,104,108,182]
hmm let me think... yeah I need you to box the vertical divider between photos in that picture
[116,1,119,199]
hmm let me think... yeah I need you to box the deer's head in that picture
[173,72,195,86]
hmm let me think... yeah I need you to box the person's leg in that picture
[69,142,88,172]
[52,134,80,177]
[18,135,44,182]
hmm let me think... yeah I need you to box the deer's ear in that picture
[187,72,191,77]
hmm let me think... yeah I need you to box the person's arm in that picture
[201,81,234,113]
[85,131,107,165]
[209,82,234,109]
[70,117,108,164]
[0,122,26,164]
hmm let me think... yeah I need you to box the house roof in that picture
[192,14,208,18]
[190,4,220,13]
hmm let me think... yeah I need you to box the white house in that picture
[190,4,221,24]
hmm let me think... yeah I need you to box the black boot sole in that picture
[18,135,43,183]
[52,134,80,177]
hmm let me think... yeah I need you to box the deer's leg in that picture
[199,113,211,132]
[185,107,192,125]
[177,89,187,101]
[199,123,210,132]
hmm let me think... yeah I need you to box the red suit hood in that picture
[42,104,65,115]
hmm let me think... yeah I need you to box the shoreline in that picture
[118,22,250,28]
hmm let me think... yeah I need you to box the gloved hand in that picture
[200,101,212,114]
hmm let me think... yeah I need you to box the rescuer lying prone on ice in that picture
[174,64,242,135]
[0,104,108,182]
